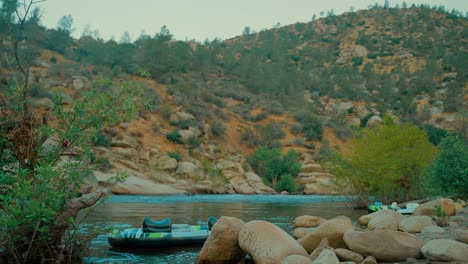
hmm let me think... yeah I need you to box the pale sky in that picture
[37,0,467,42]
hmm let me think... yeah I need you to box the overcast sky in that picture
[37,0,467,42]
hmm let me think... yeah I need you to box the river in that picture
[80,194,366,263]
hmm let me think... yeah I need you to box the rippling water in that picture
[80,194,365,263]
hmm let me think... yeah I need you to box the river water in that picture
[80,194,365,263]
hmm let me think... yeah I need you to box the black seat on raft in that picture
[207,216,218,230]
[143,217,172,233]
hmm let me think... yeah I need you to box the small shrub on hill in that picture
[166,131,183,144]
[188,136,202,148]
[168,152,182,161]
[211,119,226,137]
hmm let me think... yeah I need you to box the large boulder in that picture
[453,228,468,243]
[359,209,405,229]
[176,162,200,178]
[251,182,276,194]
[293,227,315,239]
[420,226,447,240]
[293,215,326,228]
[196,216,246,264]
[298,217,354,253]
[245,172,262,183]
[216,159,238,170]
[421,239,468,262]
[111,135,139,149]
[238,220,308,264]
[366,115,382,127]
[178,129,194,142]
[343,229,424,262]
[150,155,178,171]
[398,216,436,233]
[303,176,338,195]
[414,198,456,217]
[230,176,255,194]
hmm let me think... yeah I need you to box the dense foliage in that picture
[328,117,437,205]
[248,147,301,192]
[0,1,147,263]
[424,134,468,199]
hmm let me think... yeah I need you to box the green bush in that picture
[352,57,363,66]
[294,137,305,146]
[422,124,449,145]
[423,134,468,199]
[290,123,303,134]
[211,119,226,137]
[248,147,301,190]
[329,117,437,202]
[178,119,196,130]
[188,136,202,148]
[267,101,284,115]
[166,131,183,144]
[275,174,297,193]
[293,111,323,141]
[168,152,182,161]
[240,128,260,148]
[258,122,286,146]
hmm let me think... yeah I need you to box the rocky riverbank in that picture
[195,198,468,264]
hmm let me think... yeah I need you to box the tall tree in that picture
[329,116,436,204]
[424,134,468,199]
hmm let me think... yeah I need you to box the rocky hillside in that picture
[3,5,467,196]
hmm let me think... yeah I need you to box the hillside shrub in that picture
[211,119,226,137]
[166,131,183,144]
[293,111,323,141]
[188,136,202,148]
[352,57,363,66]
[240,128,260,148]
[167,152,182,161]
[290,123,303,134]
[266,101,284,115]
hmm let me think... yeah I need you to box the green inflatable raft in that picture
[108,216,217,249]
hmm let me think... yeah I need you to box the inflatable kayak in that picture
[367,202,418,215]
[108,216,217,249]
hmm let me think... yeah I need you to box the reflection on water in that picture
[81,194,365,263]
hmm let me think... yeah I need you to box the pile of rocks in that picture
[195,198,468,264]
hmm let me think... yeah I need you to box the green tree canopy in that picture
[424,134,468,199]
[329,116,436,204]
